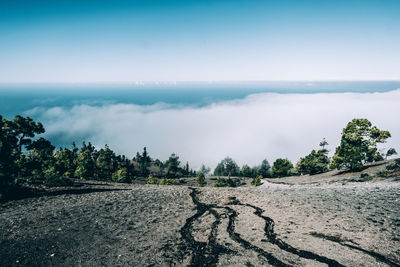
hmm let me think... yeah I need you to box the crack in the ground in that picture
[227,197,345,267]
[181,188,289,266]
[178,188,234,266]
[224,206,291,266]
[177,188,396,267]
[310,232,400,267]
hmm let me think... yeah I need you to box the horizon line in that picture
[1,79,400,85]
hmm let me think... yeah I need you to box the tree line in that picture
[0,115,196,193]
[210,118,397,179]
[1,115,397,194]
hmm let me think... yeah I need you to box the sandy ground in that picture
[1,170,400,266]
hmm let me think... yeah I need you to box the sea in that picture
[1,81,400,119]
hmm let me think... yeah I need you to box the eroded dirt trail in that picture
[177,187,400,267]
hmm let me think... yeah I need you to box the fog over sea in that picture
[1,81,400,169]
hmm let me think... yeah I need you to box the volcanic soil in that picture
[1,163,400,266]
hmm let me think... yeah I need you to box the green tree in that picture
[96,144,116,180]
[1,115,47,181]
[272,158,293,178]
[297,140,330,175]
[319,138,329,150]
[199,164,210,176]
[0,116,19,191]
[10,115,45,152]
[54,147,77,177]
[214,157,240,176]
[330,118,391,171]
[74,149,95,179]
[386,148,397,160]
[27,137,55,158]
[136,147,151,177]
[23,137,55,179]
[196,172,206,187]
[241,164,253,177]
[184,162,190,176]
[165,153,180,178]
[297,149,330,175]
[257,159,271,178]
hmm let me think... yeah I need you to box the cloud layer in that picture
[27,90,400,170]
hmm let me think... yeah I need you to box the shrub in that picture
[377,170,389,177]
[146,175,176,185]
[159,178,176,185]
[386,163,397,171]
[112,168,131,183]
[251,175,262,186]
[386,159,400,171]
[196,172,206,187]
[146,174,159,185]
[296,149,330,175]
[360,173,373,182]
[44,166,72,187]
[272,158,293,178]
[386,148,398,159]
[377,159,400,177]
[213,177,241,187]
[45,175,73,187]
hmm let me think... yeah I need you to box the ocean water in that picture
[1,81,400,119]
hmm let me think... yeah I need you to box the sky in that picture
[1,0,400,82]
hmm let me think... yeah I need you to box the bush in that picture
[360,173,373,182]
[146,174,159,184]
[45,175,73,187]
[251,175,262,186]
[386,148,398,159]
[386,159,400,171]
[146,175,176,185]
[44,166,72,187]
[377,170,389,177]
[272,158,293,178]
[296,149,329,175]
[213,177,241,187]
[159,178,176,185]
[196,172,206,187]
[386,163,397,171]
[112,168,131,183]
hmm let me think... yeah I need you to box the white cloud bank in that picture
[27,90,400,170]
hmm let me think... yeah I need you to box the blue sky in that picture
[1,0,399,82]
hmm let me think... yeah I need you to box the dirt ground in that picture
[1,165,400,266]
